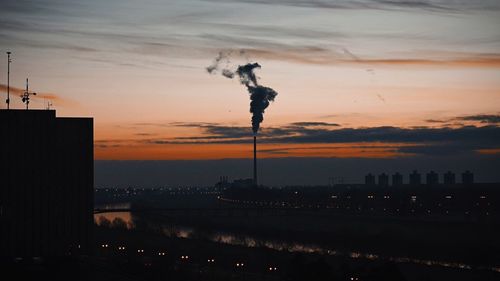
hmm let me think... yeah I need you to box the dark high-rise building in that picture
[365,173,376,185]
[426,171,439,185]
[444,171,456,185]
[0,109,93,258]
[392,172,403,186]
[378,173,389,187]
[409,170,421,185]
[462,170,474,184]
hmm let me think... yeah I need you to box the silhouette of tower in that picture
[253,135,257,186]
[365,173,376,185]
[426,171,439,185]
[392,172,403,186]
[444,171,455,185]
[409,170,421,185]
[378,173,389,187]
[462,170,474,184]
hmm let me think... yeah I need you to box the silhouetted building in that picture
[409,170,421,185]
[378,173,389,187]
[462,170,474,184]
[0,109,93,258]
[444,171,456,185]
[215,176,230,188]
[365,173,376,185]
[392,172,403,186]
[426,171,439,185]
[231,178,255,188]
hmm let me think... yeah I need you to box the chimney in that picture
[253,135,257,186]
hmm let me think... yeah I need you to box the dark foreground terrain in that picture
[3,223,500,281]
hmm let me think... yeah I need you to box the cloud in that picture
[289,122,340,127]
[203,0,500,11]
[456,114,500,124]
[233,47,500,68]
[425,114,500,125]
[127,120,500,157]
[424,119,447,123]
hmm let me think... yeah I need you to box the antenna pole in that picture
[6,52,11,109]
[25,78,28,110]
[21,78,36,110]
[253,135,257,186]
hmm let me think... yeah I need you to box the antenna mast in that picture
[21,78,36,110]
[6,51,11,109]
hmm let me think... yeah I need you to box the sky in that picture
[1,0,499,185]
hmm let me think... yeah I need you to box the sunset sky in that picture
[1,0,499,166]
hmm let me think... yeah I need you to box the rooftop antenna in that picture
[45,99,53,110]
[21,78,36,110]
[6,51,11,109]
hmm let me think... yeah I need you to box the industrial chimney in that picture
[253,135,257,186]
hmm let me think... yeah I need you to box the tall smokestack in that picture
[253,135,257,186]
[206,54,279,187]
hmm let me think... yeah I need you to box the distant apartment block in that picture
[365,173,376,185]
[444,171,456,185]
[426,171,439,185]
[409,170,422,185]
[392,172,403,186]
[462,170,474,184]
[378,173,389,187]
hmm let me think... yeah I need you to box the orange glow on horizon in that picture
[95,142,417,160]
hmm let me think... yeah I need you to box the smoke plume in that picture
[207,53,278,134]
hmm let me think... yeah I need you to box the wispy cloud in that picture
[425,114,500,125]
[456,114,500,124]
[203,0,500,11]
[289,122,340,127]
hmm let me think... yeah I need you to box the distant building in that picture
[0,109,93,257]
[392,172,403,186]
[443,171,456,185]
[462,170,474,184]
[215,176,230,188]
[426,171,439,185]
[231,178,255,188]
[409,170,421,185]
[378,173,389,187]
[365,173,376,185]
